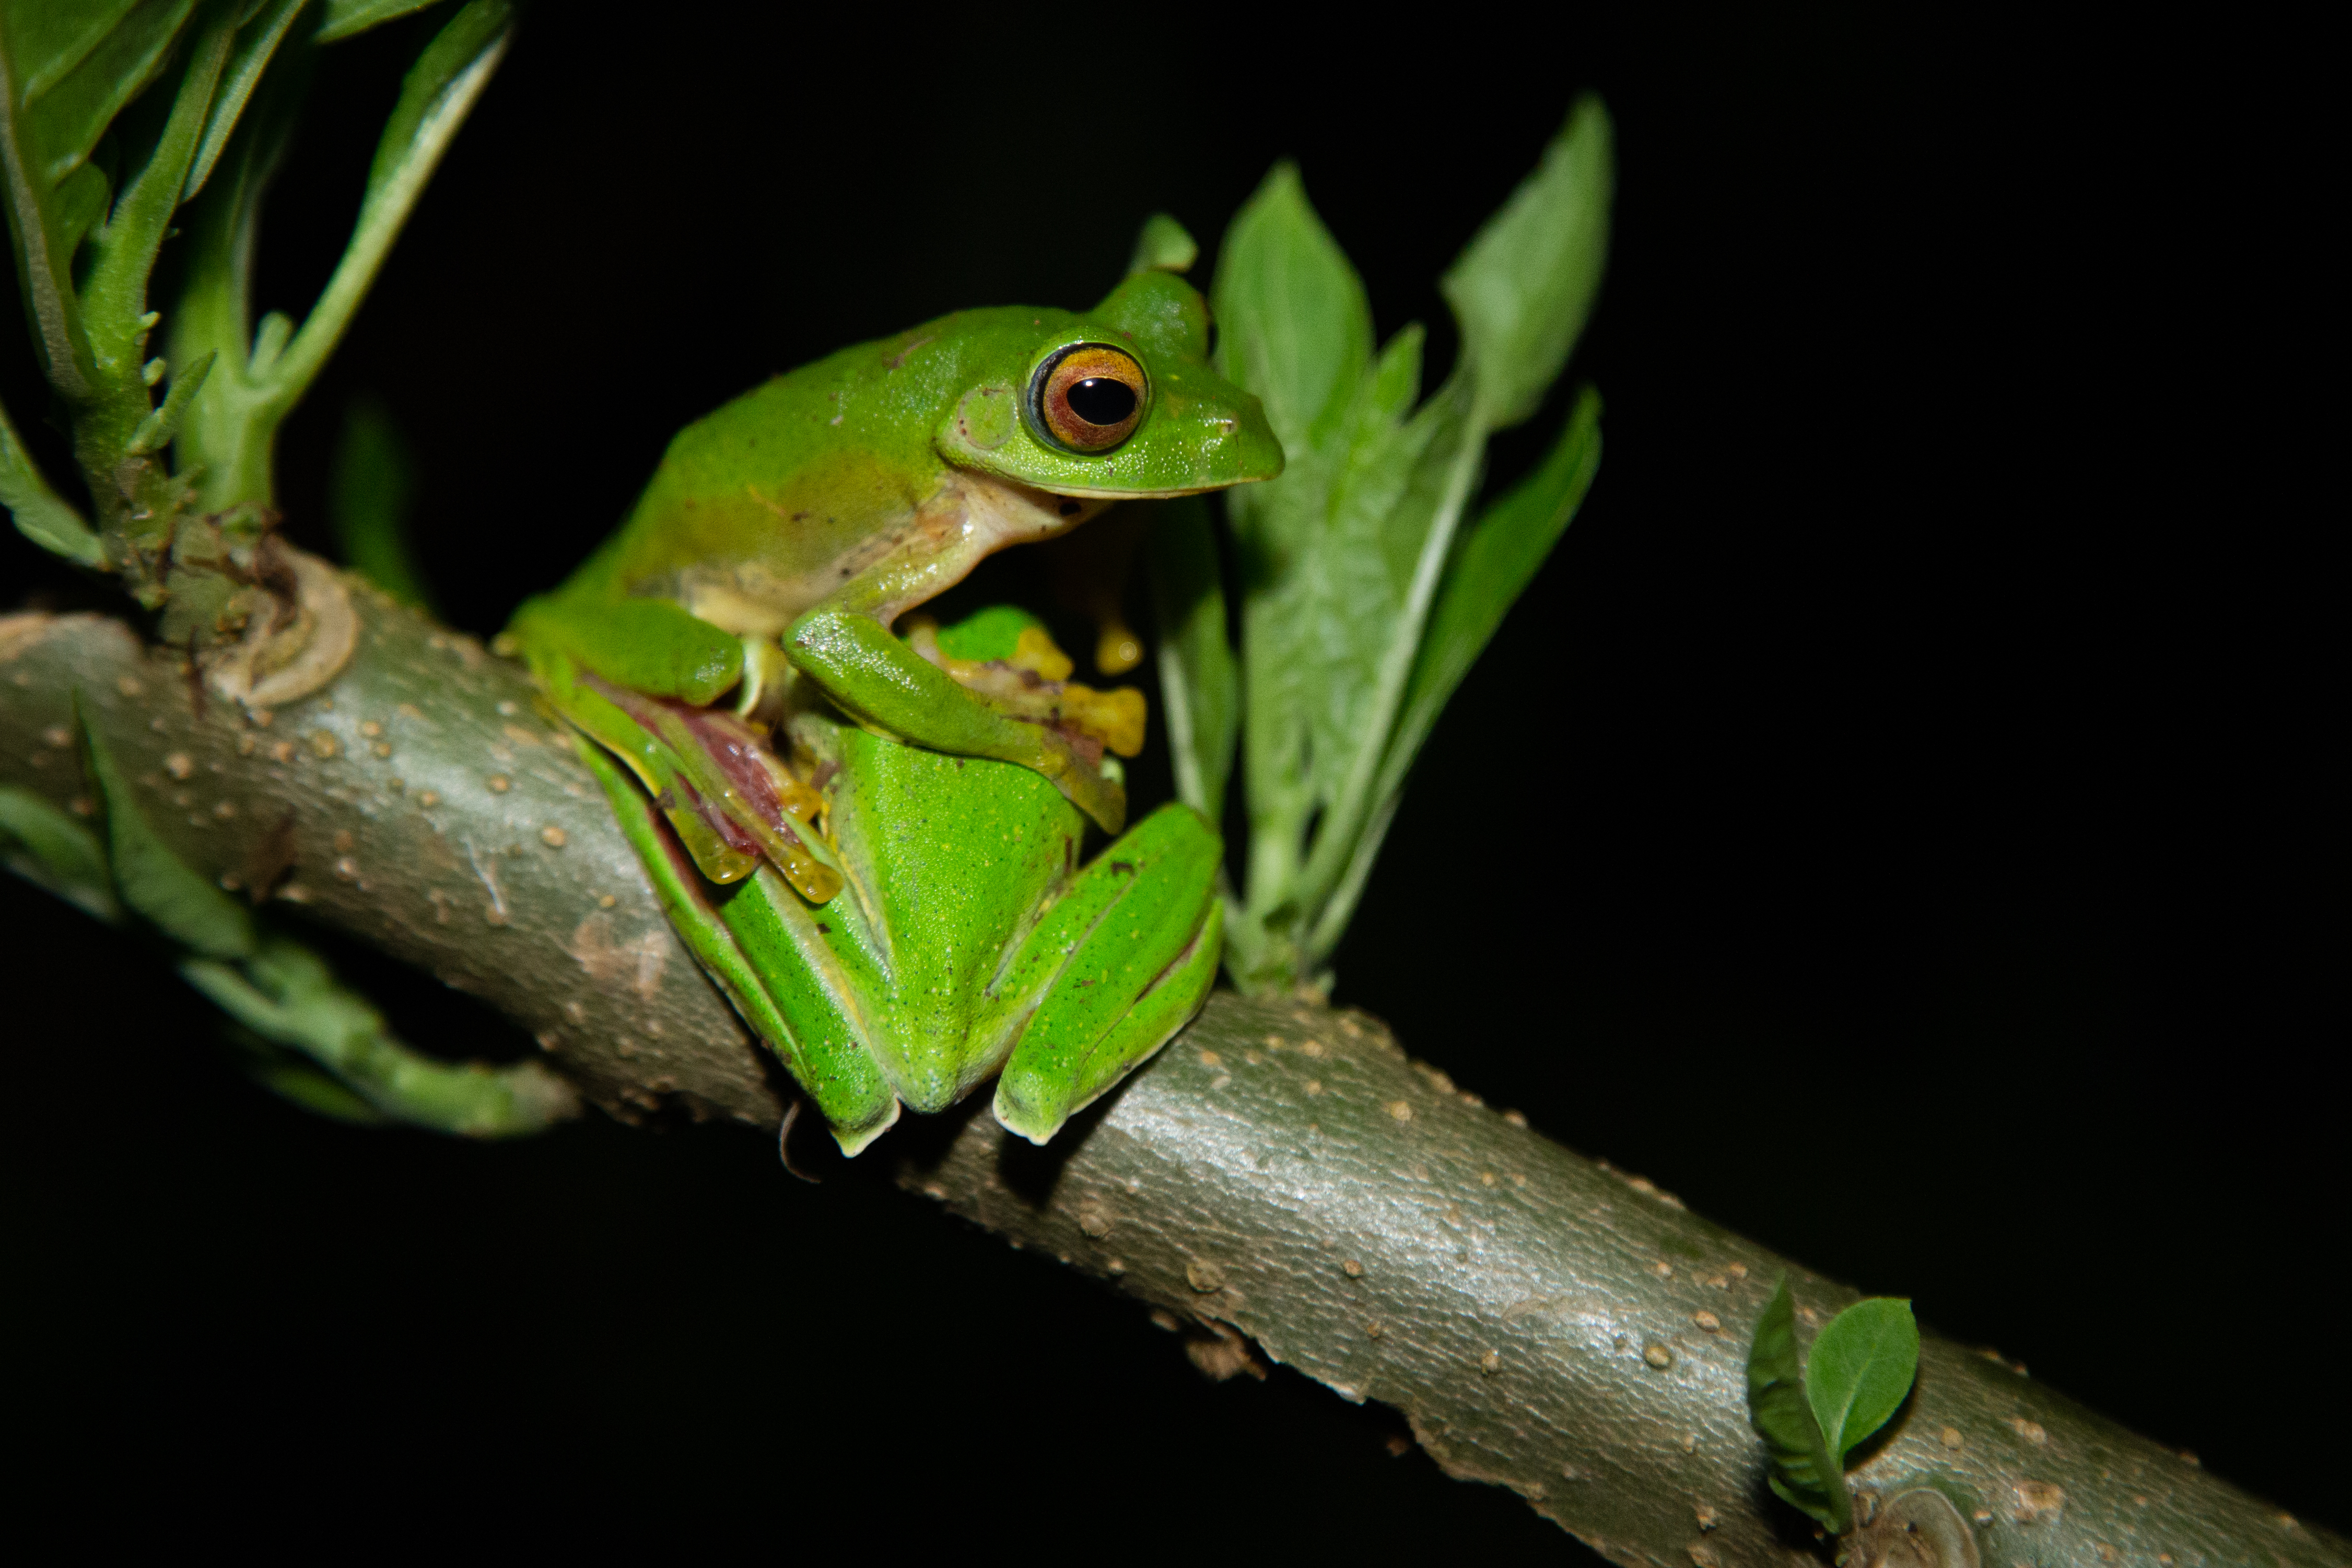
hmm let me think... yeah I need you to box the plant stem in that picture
[0,591,2339,1568]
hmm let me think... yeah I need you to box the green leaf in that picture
[1,0,196,187]
[363,0,507,205]
[1289,347,1477,914]
[1213,168,1476,910]
[184,938,575,1136]
[125,345,213,452]
[0,0,200,397]
[314,0,447,44]
[1807,1297,1920,1467]
[1127,211,1196,276]
[1146,496,1237,827]
[1383,388,1600,806]
[327,395,437,609]
[165,34,306,509]
[0,785,119,920]
[1308,389,1601,958]
[1212,161,1371,460]
[1,0,302,589]
[1211,163,1382,980]
[52,157,110,254]
[1747,1278,1852,1534]
[216,1016,389,1124]
[1,398,103,565]
[1441,95,1612,429]
[182,0,306,203]
[76,692,255,959]
[170,0,507,513]
[75,5,235,385]
[247,1055,394,1123]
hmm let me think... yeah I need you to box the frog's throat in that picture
[681,471,1107,640]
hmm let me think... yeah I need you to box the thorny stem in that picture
[0,589,2341,1568]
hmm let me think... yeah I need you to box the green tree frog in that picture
[508,226,1280,1151]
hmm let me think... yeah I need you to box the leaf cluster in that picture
[1745,1277,1921,1535]
[1153,100,1611,994]
[0,0,504,626]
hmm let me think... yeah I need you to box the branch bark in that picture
[2,584,2339,1568]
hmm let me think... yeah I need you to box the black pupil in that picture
[1066,376,1137,427]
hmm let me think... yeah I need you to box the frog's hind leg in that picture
[572,736,899,1152]
[986,803,1225,1145]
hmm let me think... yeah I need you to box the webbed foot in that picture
[985,802,1225,1144]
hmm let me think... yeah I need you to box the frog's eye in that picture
[1031,343,1146,453]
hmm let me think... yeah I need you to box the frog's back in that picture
[567,307,1074,609]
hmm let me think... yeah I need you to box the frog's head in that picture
[935,225,1283,498]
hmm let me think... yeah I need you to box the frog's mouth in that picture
[1036,481,1269,501]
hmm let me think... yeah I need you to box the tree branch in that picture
[2,591,776,1128]
[1,585,2339,1568]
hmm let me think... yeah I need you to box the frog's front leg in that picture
[980,801,1226,1144]
[787,604,1129,834]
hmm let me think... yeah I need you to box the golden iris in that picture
[1032,344,1146,453]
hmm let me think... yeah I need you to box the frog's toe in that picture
[827,1094,901,1157]
[1045,743,1127,835]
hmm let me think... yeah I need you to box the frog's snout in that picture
[1201,388,1284,484]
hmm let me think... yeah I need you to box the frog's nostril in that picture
[1067,378,1138,427]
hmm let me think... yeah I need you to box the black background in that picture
[5,7,2337,1558]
